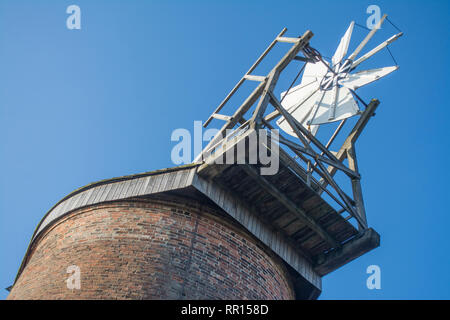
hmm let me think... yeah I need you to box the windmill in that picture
[191,14,402,296]
[7,15,404,300]
[277,15,402,137]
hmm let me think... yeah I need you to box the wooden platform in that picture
[200,164,357,258]
[195,128,380,280]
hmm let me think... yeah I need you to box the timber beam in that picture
[241,164,341,249]
[314,228,380,276]
[321,99,380,183]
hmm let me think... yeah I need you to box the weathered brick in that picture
[8,196,295,300]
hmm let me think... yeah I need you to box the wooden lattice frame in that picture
[197,28,381,232]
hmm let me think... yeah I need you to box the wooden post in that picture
[347,144,368,230]
[319,99,380,190]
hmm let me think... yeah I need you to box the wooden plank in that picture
[241,164,340,249]
[88,189,102,205]
[276,36,300,43]
[129,177,142,196]
[315,228,380,276]
[172,170,184,192]
[159,173,171,192]
[119,179,133,199]
[92,185,106,204]
[80,188,94,207]
[105,182,120,201]
[137,176,151,196]
[166,171,178,190]
[130,178,143,197]
[244,74,266,82]
[211,113,232,121]
[147,174,162,194]
[69,192,84,212]
[112,181,125,200]
[100,184,112,203]
[185,167,197,187]
[64,194,77,213]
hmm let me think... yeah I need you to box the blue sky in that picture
[0,0,449,300]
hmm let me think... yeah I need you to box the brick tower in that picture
[8,27,386,299]
[8,165,316,299]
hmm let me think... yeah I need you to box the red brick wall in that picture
[8,196,295,300]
